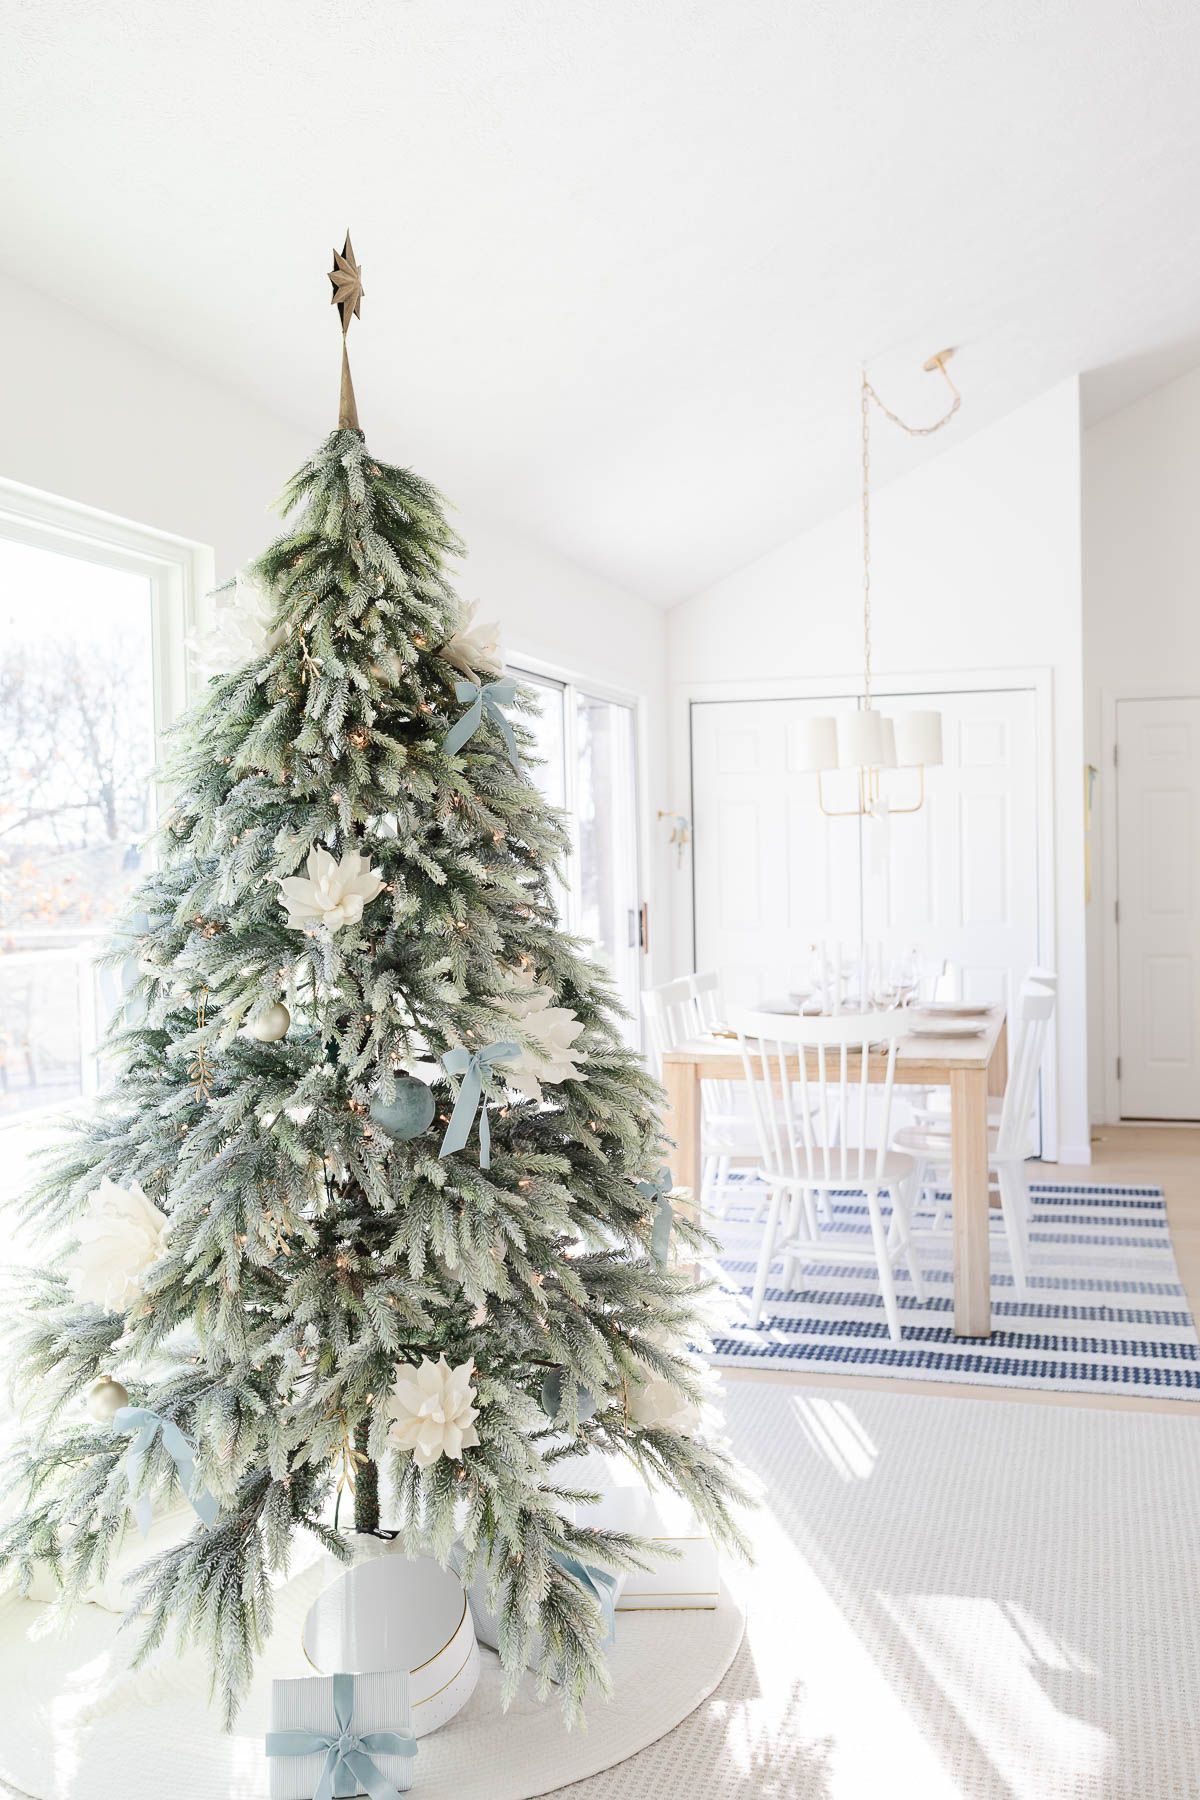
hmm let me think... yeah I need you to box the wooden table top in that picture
[661,1007,1006,1084]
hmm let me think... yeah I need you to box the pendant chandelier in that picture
[796,348,962,818]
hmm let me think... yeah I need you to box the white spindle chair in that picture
[642,973,763,1216]
[911,968,1057,1131]
[894,983,1056,1297]
[731,1007,926,1344]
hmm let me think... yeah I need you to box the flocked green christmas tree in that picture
[0,243,747,1723]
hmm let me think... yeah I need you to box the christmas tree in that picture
[0,240,747,1722]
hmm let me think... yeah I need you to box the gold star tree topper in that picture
[328,233,364,428]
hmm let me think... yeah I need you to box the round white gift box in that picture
[303,1547,479,1736]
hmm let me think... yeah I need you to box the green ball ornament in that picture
[370,1079,436,1141]
[540,1367,599,1424]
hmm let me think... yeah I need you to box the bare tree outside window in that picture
[0,537,156,1115]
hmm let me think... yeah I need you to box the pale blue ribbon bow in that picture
[112,1406,220,1537]
[439,1041,520,1168]
[443,678,520,767]
[265,1671,417,1800]
[553,1551,622,1647]
[635,1166,675,1267]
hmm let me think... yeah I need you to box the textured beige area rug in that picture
[551,1380,1200,1798]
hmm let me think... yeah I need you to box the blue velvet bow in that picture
[439,1041,520,1168]
[635,1166,675,1267]
[553,1551,622,1647]
[443,678,520,767]
[265,1672,417,1800]
[112,1406,220,1536]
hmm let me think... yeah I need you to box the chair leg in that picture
[701,1153,717,1213]
[749,1184,784,1327]
[889,1178,927,1305]
[866,1189,904,1345]
[713,1154,732,1218]
[997,1162,1030,1298]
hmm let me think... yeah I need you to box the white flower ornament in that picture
[498,975,588,1102]
[439,602,503,682]
[627,1362,701,1435]
[191,570,285,678]
[387,1354,481,1470]
[278,847,385,933]
[65,1177,169,1313]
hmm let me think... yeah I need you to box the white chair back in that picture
[995,985,1055,1157]
[640,975,696,1076]
[687,969,723,1030]
[730,1007,909,1189]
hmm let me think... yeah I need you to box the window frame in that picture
[0,477,212,1129]
[507,652,646,1040]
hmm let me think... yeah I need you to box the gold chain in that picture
[859,353,961,712]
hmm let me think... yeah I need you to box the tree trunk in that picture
[353,1424,380,1536]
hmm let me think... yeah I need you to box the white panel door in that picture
[692,686,1041,1088]
[866,690,1040,1018]
[1116,696,1200,1120]
[691,696,862,1005]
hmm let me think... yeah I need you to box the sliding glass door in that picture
[514,667,643,1045]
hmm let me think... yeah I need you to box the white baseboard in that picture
[1055,1140,1094,1167]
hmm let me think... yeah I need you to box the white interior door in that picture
[1116,696,1200,1120]
[865,690,1040,1017]
[691,685,1043,1122]
[690,695,863,1004]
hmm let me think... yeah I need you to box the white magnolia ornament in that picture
[387,1354,481,1470]
[66,1177,169,1313]
[626,1362,702,1435]
[439,602,503,682]
[245,1002,291,1042]
[498,976,587,1102]
[191,570,285,677]
[278,847,385,933]
[86,1374,130,1421]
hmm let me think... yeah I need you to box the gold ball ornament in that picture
[246,1003,291,1042]
[86,1375,129,1422]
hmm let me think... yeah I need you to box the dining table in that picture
[660,1005,1009,1338]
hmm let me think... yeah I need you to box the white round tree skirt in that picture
[0,1567,744,1800]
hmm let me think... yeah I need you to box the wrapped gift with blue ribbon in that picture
[443,677,521,768]
[452,1542,625,1661]
[439,1040,519,1169]
[552,1549,622,1647]
[266,1670,417,1800]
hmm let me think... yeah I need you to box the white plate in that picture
[906,1017,987,1038]
[910,1002,994,1018]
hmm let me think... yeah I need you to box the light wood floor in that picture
[721,1123,1200,1416]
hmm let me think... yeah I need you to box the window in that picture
[513,666,644,1045]
[0,486,205,1125]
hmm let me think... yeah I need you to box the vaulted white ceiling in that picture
[6,1,1200,601]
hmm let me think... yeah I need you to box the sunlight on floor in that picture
[790,1394,878,1482]
[726,1507,964,1797]
[877,1591,1111,1795]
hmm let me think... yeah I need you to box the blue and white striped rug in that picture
[704,1179,1200,1395]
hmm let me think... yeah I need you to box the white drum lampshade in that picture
[837,707,892,770]
[792,715,838,771]
[893,709,944,768]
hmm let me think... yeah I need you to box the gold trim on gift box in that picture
[617,1590,720,1601]
[414,1638,476,1707]
[301,1584,469,1678]
[410,1594,468,1674]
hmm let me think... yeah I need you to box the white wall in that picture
[1082,362,1200,1119]
[0,276,671,982]
[669,380,1091,1162]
